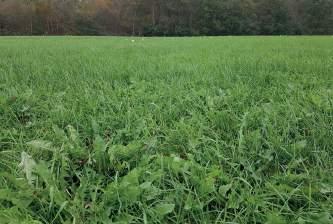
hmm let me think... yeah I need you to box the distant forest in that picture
[0,0,332,36]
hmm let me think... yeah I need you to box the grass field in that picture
[0,36,332,224]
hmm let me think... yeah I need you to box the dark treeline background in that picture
[0,0,332,36]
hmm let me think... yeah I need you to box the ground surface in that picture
[0,37,332,223]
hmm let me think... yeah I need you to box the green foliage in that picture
[0,36,332,223]
[1,0,333,35]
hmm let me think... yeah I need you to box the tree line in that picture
[0,0,332,36]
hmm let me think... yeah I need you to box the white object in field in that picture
[131,39,135,42]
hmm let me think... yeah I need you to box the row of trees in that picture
[1,0,332,36]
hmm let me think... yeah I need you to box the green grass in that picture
[0,36,332,224]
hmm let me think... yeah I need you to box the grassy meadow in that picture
[0,36,332,223]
